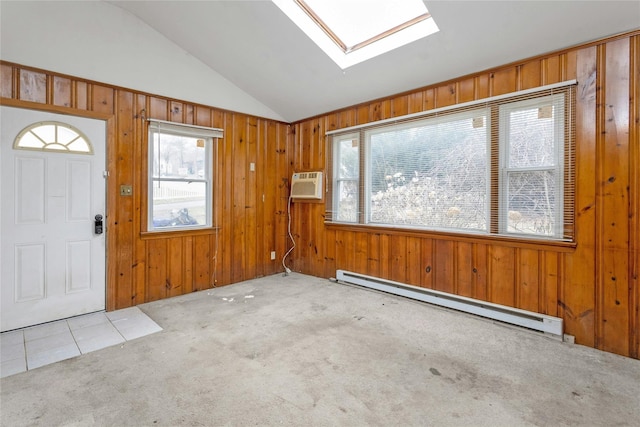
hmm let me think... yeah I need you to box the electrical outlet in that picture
[270,251,276,260]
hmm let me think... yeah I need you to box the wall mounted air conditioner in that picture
[290,171,323,200]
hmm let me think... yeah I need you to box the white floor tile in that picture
[67,312,108,330]
[26,343,80,370]
[1,342,26,361]
[2,307,161,377]
[23,320,69,342]
[25,331,75,355]
[1,358,27,378]
[72,322,125,354]
[0,330,24,347]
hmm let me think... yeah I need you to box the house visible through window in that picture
[147,120,222,232]
[327,83,576,242]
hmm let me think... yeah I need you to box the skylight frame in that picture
[295,0,431,54]
[273,0,439,69]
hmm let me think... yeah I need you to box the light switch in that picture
[250,162,255,172]
[120,185,133,196]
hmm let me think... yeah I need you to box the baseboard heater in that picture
[336,270,563,337]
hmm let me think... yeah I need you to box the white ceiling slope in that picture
[0,0,285,121]
[108,0,639,122]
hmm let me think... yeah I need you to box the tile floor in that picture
[0,307,162,378]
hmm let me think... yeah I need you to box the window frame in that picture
[326,82,576,243]
[498,94,566,239]
[332,132,361,223]
[146,120,221,233]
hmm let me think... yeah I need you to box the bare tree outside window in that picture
[367,112,489,232]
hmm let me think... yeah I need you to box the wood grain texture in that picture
[1,61,290,317]
[288,33,639,358]
[2,30,638,359]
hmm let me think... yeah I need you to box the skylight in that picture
[273,0,439,69]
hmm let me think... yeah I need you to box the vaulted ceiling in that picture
[107,1,638,122]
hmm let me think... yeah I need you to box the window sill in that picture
[140,227,220,240]
[325,222,577,252]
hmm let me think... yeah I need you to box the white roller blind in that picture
[147,119,223,139]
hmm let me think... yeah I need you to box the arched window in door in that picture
[14,121,93,154]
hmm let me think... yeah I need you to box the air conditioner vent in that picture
[291,171,323,200]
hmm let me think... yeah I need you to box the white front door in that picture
[0,106,106,332]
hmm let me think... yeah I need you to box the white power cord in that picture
[282,195,294,275]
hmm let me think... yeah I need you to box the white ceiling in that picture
[110,1,639,122]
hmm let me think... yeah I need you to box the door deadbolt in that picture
[94,214,103,235]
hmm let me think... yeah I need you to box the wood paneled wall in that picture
[1,31,638,360]
[289,32,640,359]
[1,62,291,310]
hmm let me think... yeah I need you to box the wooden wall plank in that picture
[519,60,541,90]
[0,63,13,98]
[133,94,148,305]
[115,90,135,309]
[489,246,515,306]
[456,242,474,298]
[474,243,488,300]
[408,92,424,114]
[561,45,597,347]
[390,235,407,283]
[193,235,210,291]
[245,117,258,278]
[406,237,422,286]
[231,115,247,282]
[19,69,46,103]
[517,249,539,312]
[183,236,194,293]
[436,84,457,108]
[434,240,454,293]
[491,68,517,96]
[542,252,559,316]
[598,38,630,355]
[630,35,640,359]
[354,231,368,275]
[146,239,167,302]
[379,234,391,280]
[167,237,184,297]
[457,78,475,103]
[91,85,114,114]
[53,77,71,107]
[367,233,381,278]
[75,82,88,110]
[543,55,562,85]
[420,238,434,289]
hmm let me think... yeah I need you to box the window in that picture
[14,121,93,154]
[272,0,439,69]
[499,95,566,237]
[334,132,360,222]
[327,83,576,241]
[147,120,222,232]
